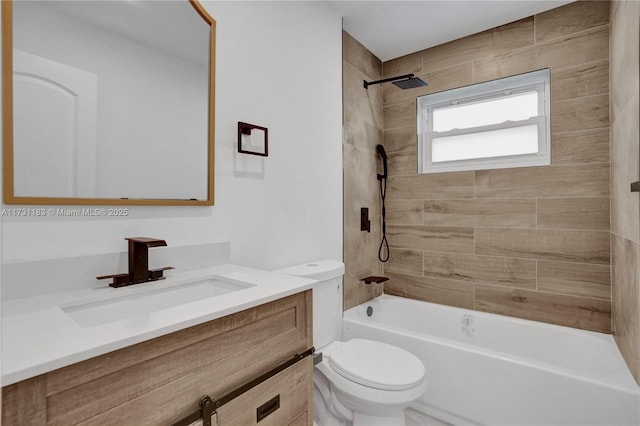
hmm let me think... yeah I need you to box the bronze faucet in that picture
[97,237,174,288]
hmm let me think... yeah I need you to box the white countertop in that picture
[2,264,314,386]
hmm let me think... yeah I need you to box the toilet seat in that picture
[328,339,425,391]
[316,356,426,409]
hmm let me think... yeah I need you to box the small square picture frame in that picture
[238,122,268,157]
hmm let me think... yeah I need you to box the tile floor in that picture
[406,408,452,426]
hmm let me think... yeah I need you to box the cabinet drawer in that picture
[198,356,313,426]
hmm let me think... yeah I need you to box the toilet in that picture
[275,260,426,426]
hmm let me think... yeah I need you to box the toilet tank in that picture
[275,260,344,349]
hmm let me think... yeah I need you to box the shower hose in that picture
[378,176,389,262]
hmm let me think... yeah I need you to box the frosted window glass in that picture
[432,125,539,163]
[433,92,538,132]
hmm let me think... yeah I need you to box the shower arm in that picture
[364,74,415,89]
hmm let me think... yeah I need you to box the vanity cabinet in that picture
[1,291,313,425]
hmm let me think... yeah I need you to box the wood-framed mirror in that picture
[2,0,215,206]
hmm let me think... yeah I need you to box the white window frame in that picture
[417,68,551,174]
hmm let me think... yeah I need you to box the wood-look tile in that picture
[551,128,610,165]
[475,163,610,198]
[387,172,474,200]
[383,126,417,154]
[384,271,475,309]
[537,197,610,231]
[475,228,610,264]
[474,26,609,83]
[343,147,380,215]
[383,63,473,106]
[343,31,382,79]
[475,284,611,332]
[383,276,407,297]
[423,252,536,289]
[386,248,423,275]
[551,94,609,133]
[344,270,383,311]
[422,18,533,73]
[538,260,611,299]
[535,1,610,43]
[343,229,382,310]
[383,51,422,78]
[610,1,640,118]
[388,150,417,177]
[363,2,619,338]
[387,225,474,253]
[383,101,416,130]
[423,199,536,228]
[551,60,609,102]
[343,146,382,309]
[611,234,640,383]
[343,38,381,323]
[386,200,423,225]
[611,101,640,241]
[343,64,383,150]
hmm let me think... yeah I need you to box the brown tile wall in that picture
[342,31,384,310]
[380,1,612,333]
[610,1,640,384]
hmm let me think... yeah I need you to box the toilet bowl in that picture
[314,339,426,426]
[275,260,426,426]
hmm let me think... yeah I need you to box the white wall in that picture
[1,1,343,272]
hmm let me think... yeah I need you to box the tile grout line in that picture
[390,223,611,233]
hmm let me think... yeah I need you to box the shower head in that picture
[392,76,428,90]
[376,144,387,159]
[364,73,428,90]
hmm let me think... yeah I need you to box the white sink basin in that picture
[63,278,254,327]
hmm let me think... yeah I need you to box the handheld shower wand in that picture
[376,144,388,181]
[376,144,390,263]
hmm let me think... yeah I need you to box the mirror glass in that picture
[4,0,214,205]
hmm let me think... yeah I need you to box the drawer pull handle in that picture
[256,394,280,422]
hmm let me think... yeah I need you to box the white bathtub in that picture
[342,294,640,426]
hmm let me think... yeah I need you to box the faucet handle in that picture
[125,237,167,247]
[149,266,175,280]
[96,272,131,287]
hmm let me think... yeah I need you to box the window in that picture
[417,69,551,174]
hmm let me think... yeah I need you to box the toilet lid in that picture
[329,339,425,391]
